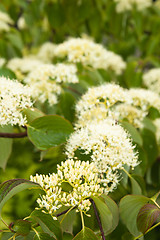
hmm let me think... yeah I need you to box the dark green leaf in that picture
[100,195,119,234]
[27,115,74,150]
[62,233,73,240]
[142,117,156,133]
[31,210,62,239]
[33,232,55,240]
[121,121,143,146]
[130,176,142,195]
[137,204,160,234]
[92,196,112,233]
[0,125,13,170]
[0,68,16,79]
[12,219,31,236]
[23,108,45,124]
[141,128,159,167]
[0,179,40,216]
[151,191,160,202]
[59,91,76,122]
[73,227,98,240]
[119,195,150,236]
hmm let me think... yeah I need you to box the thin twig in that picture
[56,206,76,217]
[0,131,27,138]
[90,198,106,240]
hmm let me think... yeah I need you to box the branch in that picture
[90,198,106,240]
[0,131,27,138]
[56,206,76,217]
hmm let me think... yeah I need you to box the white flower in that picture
[114,0,152,13]
[110,103,147,128]
[66,120,138,172]
[75,83,130,128]
[0,58,6,67]
[153,118,160,144]
[128,88,160,111]
[7,57,44,74]
[30,159,118,215]
[143,68,160,95]
[17,16,27,30]
[55,37,126,74]
[0,76,33,126]
[37,42,57,63]
[24,63,78,105]
[0,11,13,32]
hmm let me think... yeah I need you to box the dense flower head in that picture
[30,159,118,216]
[0,76,33,126]
[55,37,126,74]
[110,103,147,128]
[114,0,152,13]
[25,63,78,105]
[128,88,160,111]
[75,84,160,129]
[37,42,57,63]
[0,10,13,32]
[66,120,138,173]
[75,83,130,128]
[7,57,44,75]
[143,68,160,95]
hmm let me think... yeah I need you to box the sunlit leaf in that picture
[27,115,74,150]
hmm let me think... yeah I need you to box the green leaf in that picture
[23,108,45,124]
[73,227,98,240]
[62,233,73,240]
[121,121,143,146]
[137,204,160,234]
[59,91,76,122]
[130,176,142,195]
[27,115,74,150]
[31,210,62,239]
[33,233,55,240]
[100,195,119,234]
[0,67,16,79]
[142,117,156,134]
[0,179,40,216]
[59,207,76,234]
[12,219,31,236]
[119,195,150,236]
[92,197,112,234]
[141,128,159,167]
[151,191,160,202]
[0,125,13,170]
[121,232,135,240]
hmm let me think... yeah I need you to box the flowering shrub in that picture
[0,0,160,240]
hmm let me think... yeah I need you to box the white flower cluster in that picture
[0,58,6,67]
[0,10,13,32]
[110,104,147,128]
[114,0,152,13]
[7,57,44,75]
[30,159,118,216]
[25,63,78,105]
[66,120,138,173]
[128,88,160,111]
[0,77,33,126]
[153,118,160,144]
[75,83,160,129]
[37,42,56,63]
[143,68,160,95]
[75,83,130,127]
[55,38,126,75]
